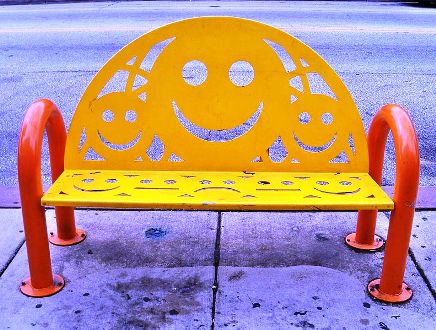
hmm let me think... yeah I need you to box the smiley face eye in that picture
[316,181,329,186]
[299,112,311,124]
[229,61,254,87]
[340,181,352,186]
[322,112,333,125]
[125,110,137,122]
[182,60,208,86]
[102,110,114,123]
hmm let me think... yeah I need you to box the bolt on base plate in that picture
[345,232,384,251]
[20,274,65,297]
[368,278,413,303]
[49,228,86,246]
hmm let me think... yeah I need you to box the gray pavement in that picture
[0,209,435,329]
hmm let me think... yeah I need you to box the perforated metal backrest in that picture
[65,17,368,172]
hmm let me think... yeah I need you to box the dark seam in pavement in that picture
[0,238,25,278]
[211,211,222,330]
[414,207,436,212]
[408,247,436,301]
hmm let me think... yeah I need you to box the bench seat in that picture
[42,170,393,211]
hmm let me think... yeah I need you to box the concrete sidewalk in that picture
[0,208,435,329]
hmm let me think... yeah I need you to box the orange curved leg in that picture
[18,99,85,297]
[351,104,419,302]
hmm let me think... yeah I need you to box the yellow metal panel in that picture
[65,17,368,173]
[42,170,393,211]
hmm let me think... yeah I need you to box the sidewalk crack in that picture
[0,238,25,278]
[408,247,436,301]
[211,211,222,330]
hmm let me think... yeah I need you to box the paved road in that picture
[0,1,435,188]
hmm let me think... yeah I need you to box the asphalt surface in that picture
[0,1,435,188]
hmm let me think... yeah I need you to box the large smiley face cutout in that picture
[89,92,148,160]
[145,29,289,159]
[172,59,263,140]
[172,56,262,133]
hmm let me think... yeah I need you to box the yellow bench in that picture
[18,17,420,303]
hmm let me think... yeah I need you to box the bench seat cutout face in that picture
[43,170,393,210]
[65,17,368,173]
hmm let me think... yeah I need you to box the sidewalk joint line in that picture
[408,247,436,301]
[211,211,222,330]
[0,238,25,278]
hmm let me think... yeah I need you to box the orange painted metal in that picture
[345,232,384,251]
[49,228,86,246]
[17,99,84,297]
[354,210,382,247]
[356,104,419,302]
[368,278,412,303]
[20,274,64,298]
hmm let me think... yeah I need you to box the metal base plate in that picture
[345,232,384,251]
[49,228,86,246]
[368,278,413,303]
[20,274,65,297]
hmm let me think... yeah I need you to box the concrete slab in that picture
[0,209,217,329]
[0,208,24,273]
[46,209,218,268]
[220,212,390,274]
[215,266,436,329]
[409,211,436,291]
[218,211,436,327]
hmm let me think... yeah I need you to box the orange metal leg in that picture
[19,197,65,297]
[18,99,85,297]
[357,104,419,303]
[346,210,384,251]
[49,207,86,246]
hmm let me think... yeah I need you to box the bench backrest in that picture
[65,17,368,173]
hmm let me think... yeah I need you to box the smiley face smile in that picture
[172,101,263,141]
[313,179,361,195]
[314,186,361,195]
[293,133,337,153]
[98,130,142,150]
